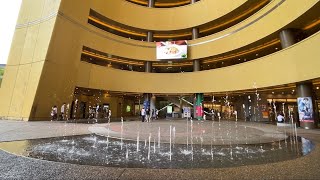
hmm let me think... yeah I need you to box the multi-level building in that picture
[0,0,319,128]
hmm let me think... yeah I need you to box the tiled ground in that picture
[0,119,319,180]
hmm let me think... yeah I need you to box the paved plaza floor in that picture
[0,119,320,179]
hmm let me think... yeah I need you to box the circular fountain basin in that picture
[0,134,314,169]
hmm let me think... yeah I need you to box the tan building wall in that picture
[0,0,319,121]
[0,0,61,120]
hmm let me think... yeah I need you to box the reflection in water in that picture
[0,135,314,169]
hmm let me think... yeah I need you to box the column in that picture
[145,28,153,72]
[144,18,153,116]
[191,0,198,4]
[195,93,204,120]
[150,95,156,118]
[148,0,155,8]
[147,31,153,42]
[279,29,296,48]
[191,5,202,119]
[143,93,151,114]
[296,82,317,129]
[192,27,200,71]
[144,61,152,73]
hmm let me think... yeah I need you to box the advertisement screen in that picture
[156,40,187,60]
[297,97,314,122]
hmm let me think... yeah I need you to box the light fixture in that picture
[272,92,274,94]
[317,87,319,90]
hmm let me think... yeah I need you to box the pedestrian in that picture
[146,108,150,122]
[211,109,215,121]
[151,109,155,121]
[141,107,146,122]
[60,103,66,121]
[53,105,58,120]
[277,113,284,123]
[95,104,100,119]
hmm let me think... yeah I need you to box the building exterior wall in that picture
[0,0,319,121]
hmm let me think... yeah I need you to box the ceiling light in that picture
[317,87,319,90]
[272,92,274,94]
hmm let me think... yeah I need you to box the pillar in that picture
[195,93,204,120]
[191,0,198,4]
[148,0,155,8]
[192,27,200,71]
[193,60,200,71]
[145,61,152,73]
[296,82,317,129]
[191,14,202,117]
[145,27,153,72]
[144,21,153,115]
[150,95,156,118]
[147,31,153,42]
[279,29,296,48]
[143,93,152,110]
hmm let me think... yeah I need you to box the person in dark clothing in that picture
[146,108,150,122]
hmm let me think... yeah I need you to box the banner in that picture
[156,40,187,60]
[183,107,191,118]
[297,97,314,122]
[167,106,173,114]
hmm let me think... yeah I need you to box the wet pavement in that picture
[0,119,320,179]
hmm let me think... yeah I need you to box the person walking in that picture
[53,105,58,121]
[151,109,155,121]
[60,103,66,121]
[141,107,146,122]
[146,108,150,122]
[277,113,285,123]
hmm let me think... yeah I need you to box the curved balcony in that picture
[59,0,247,31]
[76,32,320,93]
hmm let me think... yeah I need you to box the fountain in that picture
[0,114,313,169]
[136,132,139,153]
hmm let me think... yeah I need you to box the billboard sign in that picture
[156,40,187,60]
[297,97,314,122]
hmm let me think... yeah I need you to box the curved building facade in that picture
[0,0,320,128]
